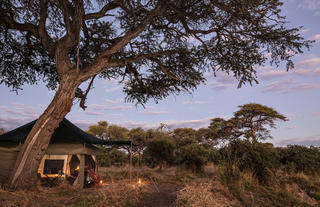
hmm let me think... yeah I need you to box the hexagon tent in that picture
[0,118,131,187]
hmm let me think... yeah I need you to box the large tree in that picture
[234,103,287,143]
[0,0,311,189]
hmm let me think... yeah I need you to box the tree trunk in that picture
[8,74,80,190]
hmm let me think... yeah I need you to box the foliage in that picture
[233,103,287,142]
[176,143,209,173]
[97,147,127,167]
[219,140,279,184]
[0,0,312,99]
[278,145,320,175]
[173,128,198,147]
[86,121,109,139]
[143,137,176,171]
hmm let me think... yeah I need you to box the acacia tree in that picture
[86,121,109,139]
[0,0,311,189]
[234,103,287,143]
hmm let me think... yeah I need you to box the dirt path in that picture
[137,183,181,207]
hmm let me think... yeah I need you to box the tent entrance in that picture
[43,159,64,175]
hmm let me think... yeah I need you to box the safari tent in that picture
[0,118,130,187]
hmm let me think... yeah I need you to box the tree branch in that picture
[84,0,121,20]
[56,0,72,34]
[79,1,169,80]
[149,58,180,81]
[75,75,96,110]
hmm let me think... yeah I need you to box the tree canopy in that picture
[234,103,287,142]
[0,0,311,106]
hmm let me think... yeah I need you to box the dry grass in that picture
[175,180,241,207]
[1,167,320,207]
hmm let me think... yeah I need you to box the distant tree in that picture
[0,128,5,135]
[234,103,287,143]
[197,128,218,148]
[173,128,198,147]
[106,125,129,141]
[0,0,311,189]
[176,143,209,173]
[86,121,109,139]
[144,137,175,171]
[209,117,241,142]
[128,127,147,167]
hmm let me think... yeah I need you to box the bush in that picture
[220,140,279,184]
[143,137,175,171]
[97,148,127,167]
[278,145,320,175]
[176,143,209,173]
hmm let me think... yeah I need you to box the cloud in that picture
[88,103,132,111]
[262,78,320,94]
[293,68,313,76]
[298,0,320,11]
[276,133,320,146]
[88,104,108,111]
[105,86,121,92]
[163,117,212,129]
[0,116,33,131]
[139,110,169,115]
[105,98,123,105]
[297,57,320,68]
[71,119,95,130]
[312,112,320,117]
[283,83,320,94]
[210,83,234,91]
[311,34,320,41]
[260,70,288,80]
[183,101,205,105]
[286,125,297,130]
[84,111,104,116]
[262,78,296,93]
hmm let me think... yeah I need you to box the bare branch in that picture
[75,75,96,110]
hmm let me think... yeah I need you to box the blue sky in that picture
[0,0,319,146]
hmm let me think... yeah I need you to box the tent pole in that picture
[129,141,132,183]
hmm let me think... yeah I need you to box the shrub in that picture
[143,137,175,171]
[278,145,320,175]
[220,140,279,184]
[176,143,209,173]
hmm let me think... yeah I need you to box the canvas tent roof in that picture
[0,118,131,145]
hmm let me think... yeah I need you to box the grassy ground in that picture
[0,166,319,207]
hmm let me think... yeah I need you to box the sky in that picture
[0,0,320,146]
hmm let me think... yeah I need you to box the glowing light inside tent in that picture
[75,165,80,171]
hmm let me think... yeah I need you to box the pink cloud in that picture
[276,133,320,146]
[105,86,121,92]
[260,70,288,80]
[262,78,296,93]
[283,83,320,94]
[297,57,320,67]
[84,111,104,116]
[139,110,169,115]
[311,34,320,41]
[210,83,234,91]
[183,101,205,105]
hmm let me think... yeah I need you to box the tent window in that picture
[43,159,64,174]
